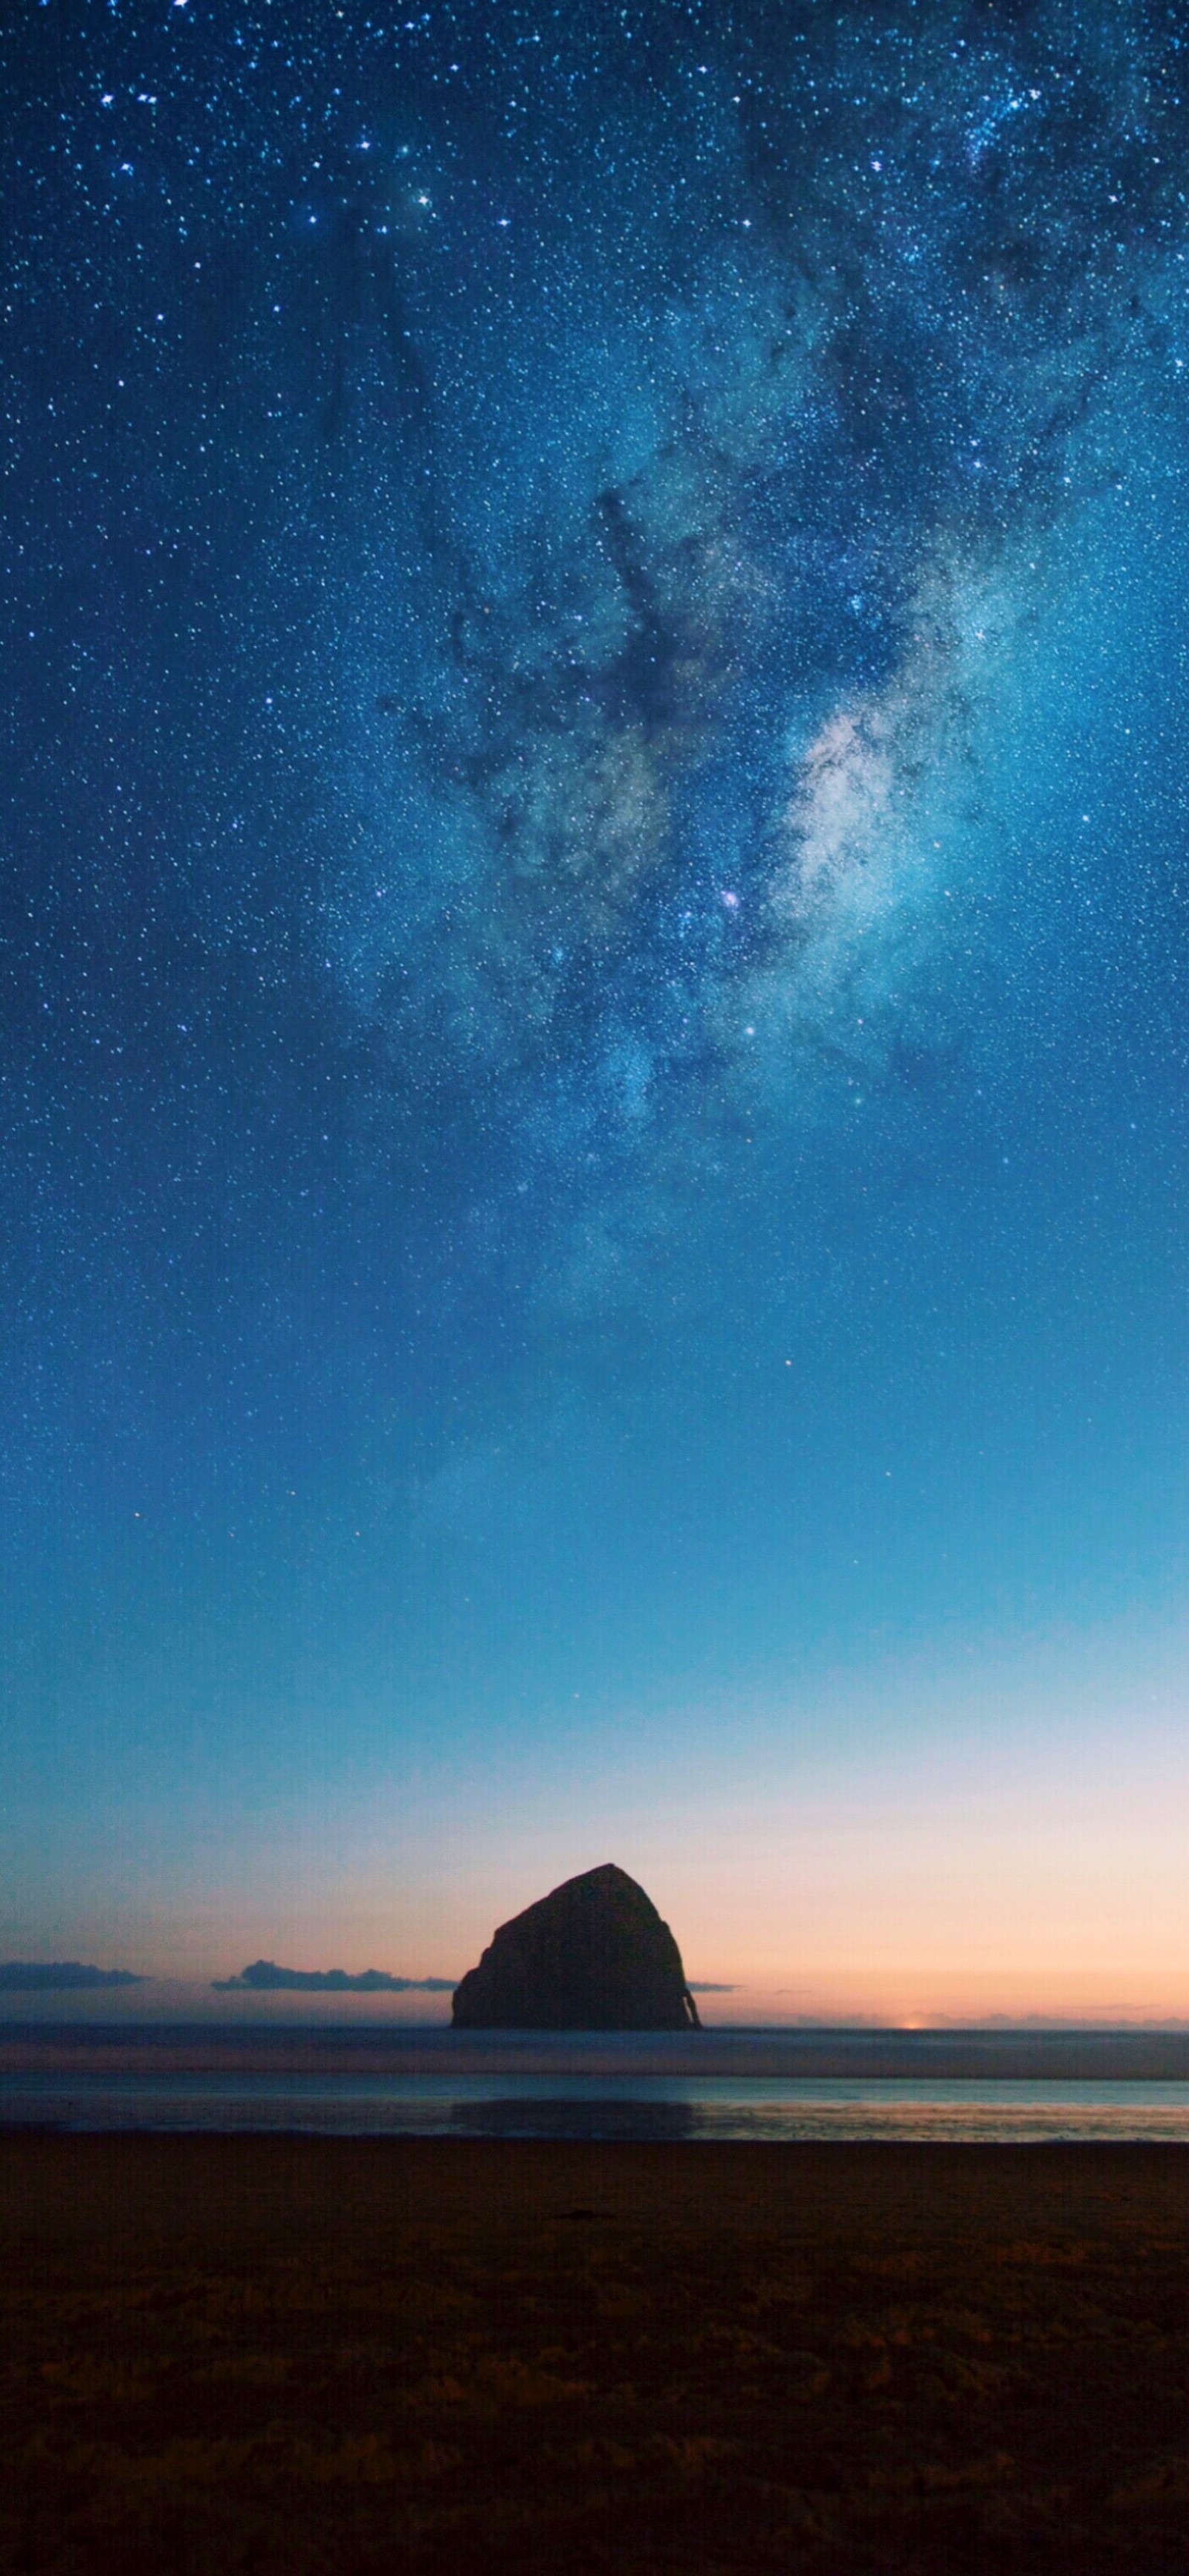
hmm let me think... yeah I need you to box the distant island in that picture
[453,1864,702,2030]
[211,1961,456,1993]
[0,1962,146,1991]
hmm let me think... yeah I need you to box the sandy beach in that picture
[1,2134,1185,2571]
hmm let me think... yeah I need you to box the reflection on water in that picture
[1,2071,1189,2139]
[450,2096,698,2140]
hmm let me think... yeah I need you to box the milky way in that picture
[4,1,1189,1796]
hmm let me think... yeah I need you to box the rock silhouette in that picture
[451,1864,702,2030]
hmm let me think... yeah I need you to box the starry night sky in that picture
[3,0,1188,2013]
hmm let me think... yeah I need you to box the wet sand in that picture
[1,2135,1186,2571]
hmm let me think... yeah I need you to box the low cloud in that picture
[211,1960,455,1993]
[0,1962,146,1990]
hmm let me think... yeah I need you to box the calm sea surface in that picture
[3,2033,1189,2141]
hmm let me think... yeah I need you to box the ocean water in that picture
[2,2068,1189,2140]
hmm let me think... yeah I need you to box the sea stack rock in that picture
[451,1863,702,2030]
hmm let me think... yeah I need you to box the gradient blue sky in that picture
[3,0,1188,2018]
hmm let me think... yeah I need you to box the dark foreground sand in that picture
[1,2138,1186,2573]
